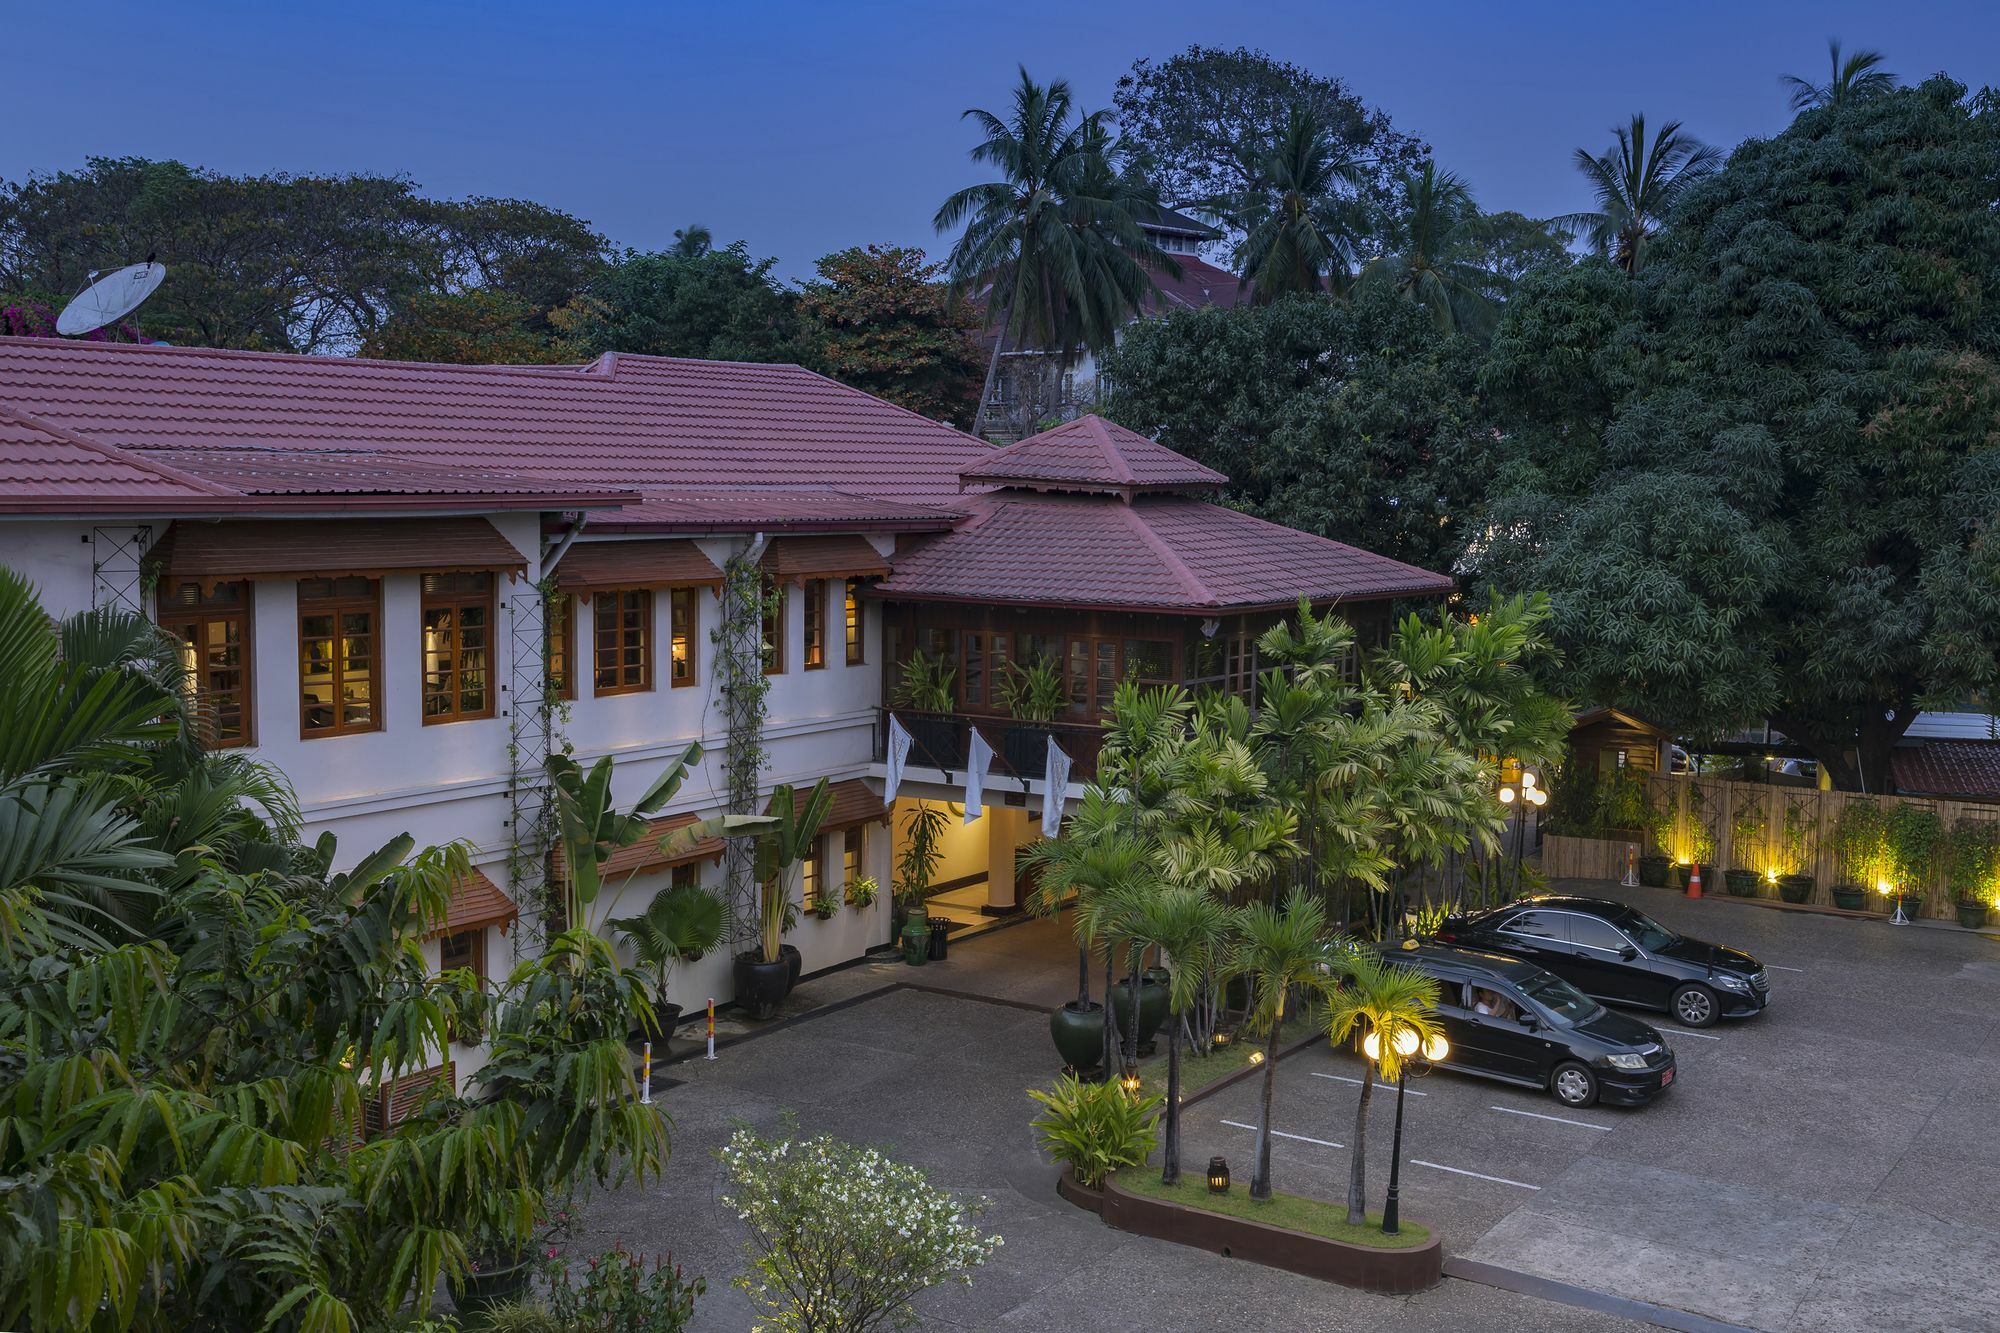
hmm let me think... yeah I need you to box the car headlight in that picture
[1603,1052,1650,1071]
[1713,974,1751,992]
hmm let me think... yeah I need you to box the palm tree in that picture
[1782,41,1897,111]
[605,880,726,1029]
[669,224,713,258]
[1325,950,1441,1225]
[1212,105,1363,303]
[1559,114,1721,275]
[1229,891,1332,1200]
[934,68,1171,435]
[1128,885,1234,1184]
[1359,162,1497,336]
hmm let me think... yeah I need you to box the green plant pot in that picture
[1724,869,1760,898]
[1831,885,1867,911]
[900,920,929,966]
[1955,901,1991,930]
[1109,977,1168,1047]
[1638,854,1670,888]
[734,952,794,1019]
[1777,874,1814,904]
[1895,894,1926,920]
[1050,1000,1106,1071]
[451,1255,534,1312]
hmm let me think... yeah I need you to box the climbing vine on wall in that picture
[715,549,773,945]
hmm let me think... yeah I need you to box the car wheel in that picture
[1551,1061,1598,1108]
[1672,984,1719,1028]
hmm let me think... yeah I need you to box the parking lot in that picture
[1180,882,2000,1331]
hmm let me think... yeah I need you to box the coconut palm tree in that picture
[934,68,1172,435]
[1212,105,1363,302]
[1359,162,1497,336]
[669,224,713,258]
[1559,114,1721,275]
[1782,41,1897,111]
[1230,891,1332,1200]
[1325,949,1441,1225]
[1129,885,1234,1184]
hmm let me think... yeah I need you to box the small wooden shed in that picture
[1569,707,1671,776]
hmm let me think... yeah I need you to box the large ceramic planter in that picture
[1777,874,1814,904]
[900,919,929,966]
[1894,894,1926,920]
[1050,1000,1106,1071]
[1956,901,1991,930]
[1673,863,1717,893]
[733,952,793,1019]
[781,943,803,989]
[452,1255,534,1312]
[1109,976,1169,1047]
[1831,884,1867,911]
[1724,869,1761,898]
[630,1001,683,1047]
[1638,854,1670,888]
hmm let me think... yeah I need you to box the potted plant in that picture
[1944,817,1999,929]
[893,800,949,965]
[809,875,841,920]
[892,650,962,767]
[732,780,832,1018]
[997,655,1068,772]
[1777,801,1816,903]
[1831,802,1886,910]
[845,873,878,910]
[1639,798,1672,886]
[1725,799,1765,897]
[1885,803,1943,919]
[605,882,726,1043]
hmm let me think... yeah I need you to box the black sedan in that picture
[1388,943,1676,1108]
[1436,895,1769,1029]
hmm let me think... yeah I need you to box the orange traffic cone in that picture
[1686,864,1703,899]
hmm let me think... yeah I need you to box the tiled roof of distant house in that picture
[1892,740,2000,802]
[958,414,1225,496]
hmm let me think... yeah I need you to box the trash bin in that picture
[900,919,929,966]
[927,916,952,961]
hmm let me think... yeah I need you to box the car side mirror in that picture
[1619,945,1638,960]
[1518,1013,1538,1030]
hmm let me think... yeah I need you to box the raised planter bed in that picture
[1095,1170,1442,1294]
[1055,1166,1104,1215]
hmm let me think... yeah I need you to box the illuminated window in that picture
[804,579,828,670]
[761,578,786,675]
[844,581,864,665]
[843,825,863,885]
[421,572,495,724]
[161,580,251,748]
[545,594,574,700]
[670,587,698,688]
[802,835,821,905]
[593,588,652,695]
[298,577,380,738]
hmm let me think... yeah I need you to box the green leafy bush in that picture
[1943,818,2000,906]
[997,656,1067,723]
[891,650,956,713]
[1027,1073,1161,1188]
[541,1246,704,1333]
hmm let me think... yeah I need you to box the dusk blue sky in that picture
[6,1,1996,282]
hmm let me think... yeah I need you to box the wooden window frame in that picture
[803,578,828,671]
[844,581,865,666]
[672,862,699,891]
[421,573,497,726]
[546,593,576,701]
[802,834,822,906]
[842,825,863,888]
[298,577,382,739]
[761,578,786,676]
[670,586,699,689]
[439,928,487,1044]
[593,588,654,696]
[160,580,253,749]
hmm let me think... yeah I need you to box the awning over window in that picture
[427,867,519,939]
[816,778,887,833]
[553,538,723,597]
[152,516,526,591]
[760,535,889,584]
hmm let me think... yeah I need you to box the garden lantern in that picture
[1207,1156,1230,1194]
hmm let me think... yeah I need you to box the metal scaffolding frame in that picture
[91,525,153,612]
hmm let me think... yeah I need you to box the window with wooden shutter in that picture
[161,580,252,747]
[298,577,380,738]
[594,588,653,695]
[421,572,495,724]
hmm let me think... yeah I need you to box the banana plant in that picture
[547,742,703,927]
[749,779,832,964]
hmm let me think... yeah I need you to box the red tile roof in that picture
[876,493,1454,613]
[958,415,1225,496]
[0,402,250,513]
[0,340,990,516]
[581,488,957,534]
[1141,254,1242,314]
[1892,741,2000,802]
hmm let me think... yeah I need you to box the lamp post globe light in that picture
[1364,1024,1448,1236]
[1497,766,1548,902]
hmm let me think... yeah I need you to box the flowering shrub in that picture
[719,1121,1002,1332]
[541,1245,704,1332]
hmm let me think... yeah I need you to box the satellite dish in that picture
[56,261,166,337]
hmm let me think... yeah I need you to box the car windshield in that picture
[1620,910,1678,952]
[1517,972,1603,1026]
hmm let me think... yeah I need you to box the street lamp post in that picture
[1497,768,1548,902]
[1365,1026,1449,1236]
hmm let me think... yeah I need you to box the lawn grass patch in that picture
[1132,1015,1318,1098]
[1114,1167,1430,1250]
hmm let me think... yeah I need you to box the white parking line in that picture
[1411,1159,1541,1190]
[1311,1072,1426,1097]
[1490,1105,1612,1132]
[1766,964,1805,973]
[1219,1118,1343,1149]
[1661,1027,1724,1041]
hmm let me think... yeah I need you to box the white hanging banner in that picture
[884,714,914,804]
[963,727,995,823]
[1042,734,1072,837]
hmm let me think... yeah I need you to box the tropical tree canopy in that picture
[1358,162,1498,337]
[555,242,818,366]
[797,244,986,426]
[1211,105,1363,301]
[1478,79,2000,791]
[1782,40,1897,111]
[1557,113,1721,274]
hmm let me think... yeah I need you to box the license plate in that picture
[1660,1067,1675,1086]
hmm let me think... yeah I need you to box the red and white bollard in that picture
[640,1041,652,1105]
[1621,843,1639,888]
[705,997,717,1061]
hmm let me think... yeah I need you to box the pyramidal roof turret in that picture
[957,414,1226,502]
